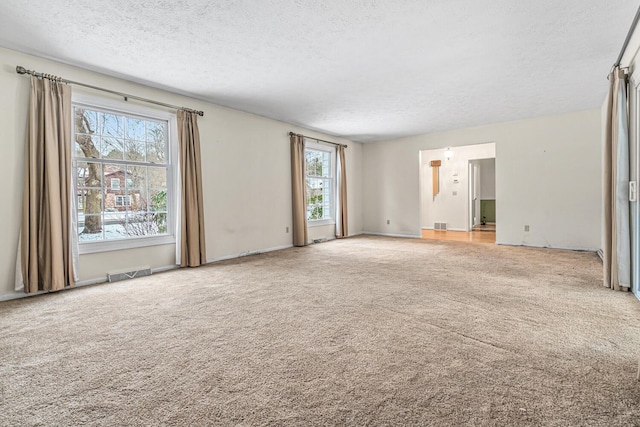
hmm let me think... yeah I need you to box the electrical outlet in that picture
[524,225,530,232]
[286,226,289,233]
[386,219,390,225]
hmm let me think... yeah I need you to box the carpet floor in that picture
[1,236,639,426]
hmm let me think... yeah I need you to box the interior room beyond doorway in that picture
[419,142,496,243]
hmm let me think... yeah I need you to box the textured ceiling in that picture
[0,1,637,142]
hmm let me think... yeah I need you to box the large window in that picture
[305,141,335,224]
[73,98,175,252]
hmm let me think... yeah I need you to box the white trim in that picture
[363,232,421,239]
[73,93,176,121]
[421,227,467,232]
[306,236,337,245]
[308,219,336,227]
[0,264,180,302]
[305,140,336,223]
[496,242,600,252]
[206,244,294,263]
[79,235,175,254]
[72,93,179,255]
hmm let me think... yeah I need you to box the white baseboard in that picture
[206,244,294,264]
[363,232,421,239]
[421,227,467,232]
[496,242,599,252]
[0,264,180,302]
[0,291,37,302]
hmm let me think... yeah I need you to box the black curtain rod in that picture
[16,65,204,117]
[289,132,347,148]
[612,5,640,69]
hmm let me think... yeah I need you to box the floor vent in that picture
[434,222,447,230]
[107,268,152,283]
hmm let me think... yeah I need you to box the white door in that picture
[632,113,638,297]
[468,161,481,230]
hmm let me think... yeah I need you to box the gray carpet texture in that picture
[1,236,639,426]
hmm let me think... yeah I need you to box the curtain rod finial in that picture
[16,66,27,75]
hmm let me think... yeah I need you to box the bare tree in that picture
[74,108,102,234]
[116,195,164,236]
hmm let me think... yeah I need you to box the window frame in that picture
[72,93,179,254]
[304,139,336,227]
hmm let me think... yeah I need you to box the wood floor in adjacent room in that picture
[422,228,496,244]
[1,235,639,426]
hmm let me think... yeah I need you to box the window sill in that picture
[79,234,176,254]
[308,220,336,228]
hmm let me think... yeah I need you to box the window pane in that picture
[148,166,167,189]
[306,177,332,221]
[322,178,332,218]
[125,139,146,162]
[124,211,162,237]
[128,189,148,212]
[125,117,146,141]
[305,150,321,176]
[101,113,124,137]
[74,108,98,134]
[78,214,103,242]
[146,120,167,164]
[74,135,99,158]
[154,212,168,234]
[127,166,148,191]
[149,189,167,211]
[102,137,124,160]
[76,162,102,188]
[306,177,323,220]
[103,212,127,240]
[305,149,330,177]
[103,164,125,187]
[321,152,330,176]
[73,104,172,244]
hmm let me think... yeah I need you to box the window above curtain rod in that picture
[16,65,204,117]
[289,132,347,148]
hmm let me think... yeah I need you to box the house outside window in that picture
[115,195,132,207]
[305,140,336,225]
[72,95,177,253]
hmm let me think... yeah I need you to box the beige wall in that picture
[364,110,602,250]
[0,47,364,297]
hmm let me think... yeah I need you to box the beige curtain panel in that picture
[178,110,207,267]
[603,67,631,291]
[336,145,348,238]
[19,76,75,293]
[290,134,308,247]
